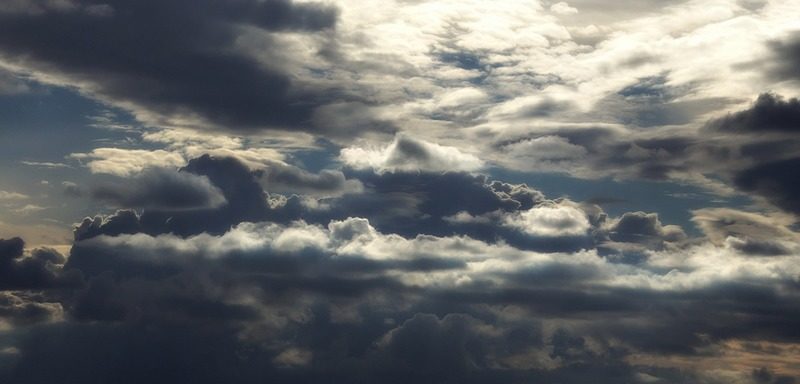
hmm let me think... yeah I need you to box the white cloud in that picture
[69,148,186,176]
[550,2,578,15]
[0,190,28,200]
[340,135,484,173]
[504,203,591,237]
[77,215,800,295]
[12,204,46,215]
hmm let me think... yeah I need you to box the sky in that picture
[0,0,799,382]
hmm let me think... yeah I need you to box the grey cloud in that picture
[0,237,79,290]
[91,168,227,210]
[74,209,142,241]
[3,209,800,383]
[753,367,797,384]
[691,208,798,256]
[767,32,800,82]
[599,211,687,263]
[258,164,363,197]
[0,0,347,135]
[706,93,800,133]
[593,74,731,127]
[0,292,62,325]
[61,181,84,197]
[734,157,800,214]
[725,236,792,256]
[607,211,686,244]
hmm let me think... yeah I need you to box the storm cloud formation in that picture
[1,0,800,382]
[1,155,799,383]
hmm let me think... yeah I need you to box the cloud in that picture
[69,148,186,176]
[257,164,363,197]
[90,168,227,211]
[504,203,591,238]
[734,157,800,214]
[0,191,28,201]
[19,161,71,169]
[61,181,83,197]
[3,1,800,382]
[497,136,588,172]
[767,31,800,82]
[706,93,800,133]
[1,201,799,382]
[691,208,798,256]
[11,204,46,215]
[73,210,142,241]
[340,135,484,173]
[0,292,63,327]
[607,211,687,244]
[0,237,78,290]
[550,2,579,15]
[0,0,342,134]
[74,155,275,239]
[0,68,29,95]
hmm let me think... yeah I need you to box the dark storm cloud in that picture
[0,0,347,134]
[3,213,800,383]
[318,171,557,246]
[74,209,142,241]
[72,153,615,254]
[91,168,227,210]
[0,237,79,290]
[4,151,800,383]
[136,155,277,237]
[734,157,800,214]
[72,155,318,240]
[0,292,63,325]
[707,93,800,133]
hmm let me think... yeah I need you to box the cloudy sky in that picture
[0,0,799,382]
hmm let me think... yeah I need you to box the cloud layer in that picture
[1,0,800,382]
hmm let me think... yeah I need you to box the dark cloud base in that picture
[1,155,798,383]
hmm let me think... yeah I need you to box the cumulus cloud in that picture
[2,210,793,381]
[504,203,591,238]
[340,135,484,173]
[0,237,78,290]
[607,211,687,244]
[550,2,578,15]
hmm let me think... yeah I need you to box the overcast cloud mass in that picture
[1,0,800,382]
